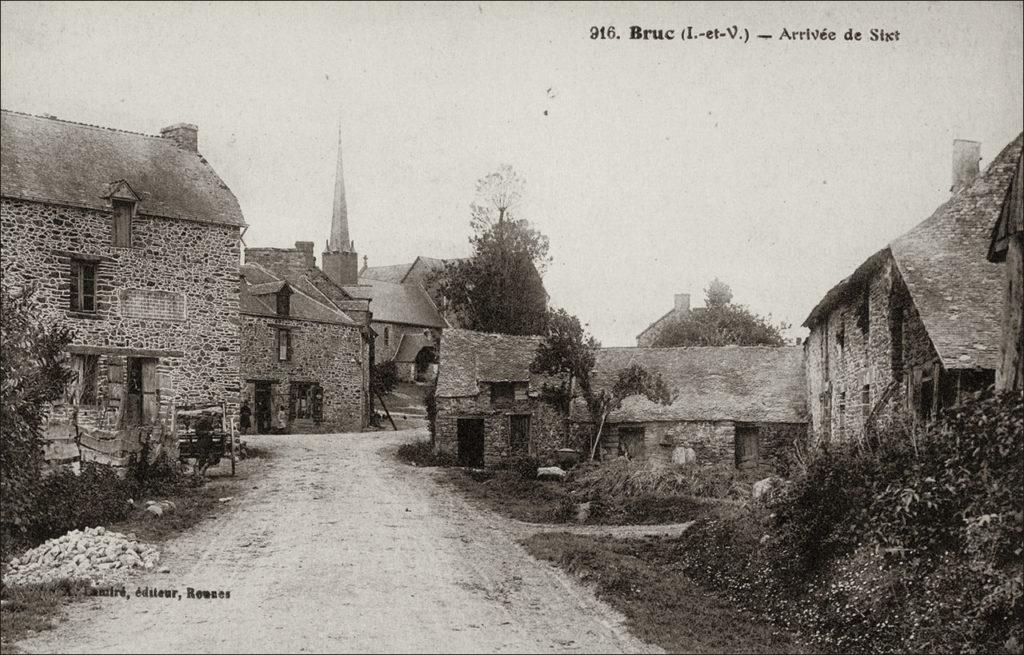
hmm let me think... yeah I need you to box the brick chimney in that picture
[674,293,691,313]
[160,123,198,152]
[951,139,981,194]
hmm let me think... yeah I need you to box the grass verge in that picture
[522,532,803,654]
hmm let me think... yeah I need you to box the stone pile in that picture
[2,526,160,586]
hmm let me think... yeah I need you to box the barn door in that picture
[734,425,759,469]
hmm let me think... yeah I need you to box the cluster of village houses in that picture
[0,108,1020,473]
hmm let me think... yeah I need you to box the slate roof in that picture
[803,134,1023,371]
[988,149,1023,262]
[359,263,413,284]
[240,263,355,325]
[0,110,245,227]
[436,329,551,398]
[342,277,446,328]
[393,333,435,363]
[572,346,807,424]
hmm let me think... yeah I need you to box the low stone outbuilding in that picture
[570,346,808,471]
[239,263,369,433]
[434,329,567,467]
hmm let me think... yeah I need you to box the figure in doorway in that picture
[275,406,289,434]
[239,401,252,435]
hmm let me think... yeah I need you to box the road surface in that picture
[16,429,659,654]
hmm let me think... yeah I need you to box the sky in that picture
[2,1,1022,346]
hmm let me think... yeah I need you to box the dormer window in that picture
[276,287,291,317]
[112,199,134,247]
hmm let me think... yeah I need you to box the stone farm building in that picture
[636,292,691,347]
[0,110,244,465]
[239,262,369,433]
[987,148,1023,392]
[434,329,567,467]
[802,135,1023,441]
[570,346,807,471]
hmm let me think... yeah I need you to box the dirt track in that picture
[16,429,660,654]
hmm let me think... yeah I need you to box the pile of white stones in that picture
[2,527,160,586]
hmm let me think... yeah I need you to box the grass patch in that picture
[395,438,455,467]
[441,468,573,523]
[0,579,91,653]
[523,531,802,654]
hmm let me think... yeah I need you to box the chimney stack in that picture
[951,139,981,194]
[160,123,198,152]
[674,293,691,313]
[295,241,316,269]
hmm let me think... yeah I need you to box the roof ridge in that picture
[1,108,169,141]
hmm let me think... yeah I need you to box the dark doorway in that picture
[254,381,274,433]
[735,425,760,469]
[509,414,530,457]
[124,357,158,426]
[617,426,646,459]
[457,418,485,467]
[415,347,437,382]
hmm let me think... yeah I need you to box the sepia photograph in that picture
[0,1,1021,653]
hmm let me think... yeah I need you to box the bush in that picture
[26,463,132,542]
[509,456,540,481]
[396,439,454,467]
[1,281,74,544]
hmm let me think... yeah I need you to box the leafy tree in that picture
[1,280,74,539]
[704,277,734,308]
[531,310,671,460]
[370,360,399,398]
[653,278,789,347]
[433,165,549,335]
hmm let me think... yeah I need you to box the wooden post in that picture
[375,390,398,431]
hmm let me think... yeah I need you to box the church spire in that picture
[328,124,350,252]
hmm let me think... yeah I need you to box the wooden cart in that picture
[175,403,237,476]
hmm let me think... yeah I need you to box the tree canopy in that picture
[653,279,789,347]
[432,165,549,335]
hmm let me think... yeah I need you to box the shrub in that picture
[0,281,74,546]
[509,456,540,481]
[396,439,454,467]
[26,463,132,543]
[568,458,691,499]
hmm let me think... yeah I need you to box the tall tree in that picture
[653,278,789,347]
[433,165,549,335]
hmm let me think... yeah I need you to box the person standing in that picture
[275,405,289,434]
[239,401,252,435]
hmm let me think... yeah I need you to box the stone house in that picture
[434,329,567,467]
[987,150,1023,392]
[569,346,807,471]
[636,293,691,347]
[0,110,244,465]
[239,262,369,433]
[802,135,1023,442]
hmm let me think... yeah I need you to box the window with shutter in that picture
[276,328,291,361]
[112,200,133,247]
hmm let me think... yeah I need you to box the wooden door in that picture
[254,382,273,433]
[735,425,759,469]
[457,418,485,467]
[509,415,530,457]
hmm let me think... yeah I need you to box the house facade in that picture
[0,110,244,465]
[987,151,1023,392]
[569,346,807,471]
[239,263,369,433]
[803,135,1023,441]
[434,329,567,467]
[636,293,691,347]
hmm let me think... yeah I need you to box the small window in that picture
[490,382,514,406]
[276,289,290,317]
[72,354,100,405]
[70,259,97,312]
[112,200,133,247]
[276,328,291,362]
[836,316,845,350]
[384,326,390,347]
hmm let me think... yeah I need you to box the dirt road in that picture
[16,429,660,654]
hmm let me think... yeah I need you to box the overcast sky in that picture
[3,1,1022,345]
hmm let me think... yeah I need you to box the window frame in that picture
[69,259,97,312]
[490,381,515,406]
[276,327,292,362]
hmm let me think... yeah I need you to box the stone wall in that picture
[240,313,366,433]
[803,257,940,442]
[1,198,241,463]
[435,384,568,466]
